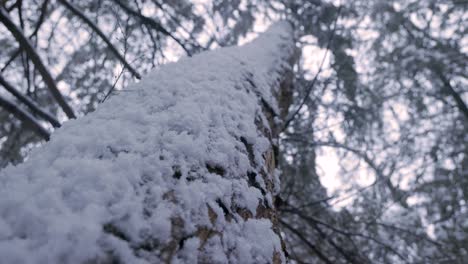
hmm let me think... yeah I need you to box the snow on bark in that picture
[0,22,295,263]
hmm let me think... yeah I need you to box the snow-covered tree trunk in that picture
[0,22,295,264]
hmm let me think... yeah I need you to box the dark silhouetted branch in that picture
[0,6,76,119]
[1,0,50,73]
[279,219,334,264]
[0,95,50,140]
[112,0,192,56]
[282,5,342,131]
[282,206,409,263]
[435,71,468,120]
[30,0,50,37]
[0,74,60,128]
[58,0,141,79]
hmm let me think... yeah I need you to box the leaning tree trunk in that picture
[0,22,295,264]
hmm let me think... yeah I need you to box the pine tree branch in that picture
[0,6,76,119]
[0,95,50,141]
[58,0,141,80]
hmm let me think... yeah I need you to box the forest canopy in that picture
[0,0,467,263]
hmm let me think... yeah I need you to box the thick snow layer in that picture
[0,22,294,263]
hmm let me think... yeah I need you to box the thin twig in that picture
[279,219,335,264]
[113,0,192,56]
[101,66,125,103]
[282,5,342,131]
[58,0,142,79]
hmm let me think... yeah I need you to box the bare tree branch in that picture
[0,6,76,119]
[58,0,141,80]
[0,74,60,127]
[0,95,50,141]
[282,206,409,263]
[151,0,205,51]
[30,0,50,37]
[279,219,335,264]
[435,70,468,121]
[112,0,192,56]
[282,5,342,131]
[0,0,49,73]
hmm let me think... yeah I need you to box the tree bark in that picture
[0,22,295,264]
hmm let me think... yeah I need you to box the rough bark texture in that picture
[0,22,295,263]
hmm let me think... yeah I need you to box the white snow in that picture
[0,22,294,263]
